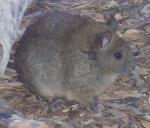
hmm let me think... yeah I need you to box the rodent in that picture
[15,10,133,107]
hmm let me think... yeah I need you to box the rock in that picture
[5,68,18,77]
[4,81,24,87]
[0,98,8,107]
[142,121,150,128]
[115,13,123,21]
[140,4,150,14]
[106,0,119,8]
[9,120,49,128]
[135,66,149,76]
[0,74,11,80]
[103,125,118,128]
[148,95,150,105]
[144,25,150,34]
[124,29,146,42]
[113,91,140,98]
[0,98,24,126]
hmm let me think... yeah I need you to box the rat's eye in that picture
[114,52,122,60]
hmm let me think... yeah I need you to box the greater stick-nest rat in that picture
[16,10,134,107]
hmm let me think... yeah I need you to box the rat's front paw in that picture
[48,97,66,112]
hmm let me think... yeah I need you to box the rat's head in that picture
[90,31,133,84]
[77,23,134,85]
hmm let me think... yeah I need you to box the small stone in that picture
[106,0,119,8]
[135,66,149,76]
[122,1,129,6]
[5,68,18,77]
[142,120,150,128]
[9,120,49,128]
[121,75,132,82]
[0,74,11,79]
[113,91,140,98]
[4,81,24,87]
[144,26,150,33]
[115,13,123,21]
[83,119,95,125]
[140,4,150,14]
[124,29,146,42]
[148,96,150,105]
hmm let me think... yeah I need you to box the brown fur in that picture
[16,10,133,106]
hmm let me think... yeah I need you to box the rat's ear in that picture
[95,31,112,48]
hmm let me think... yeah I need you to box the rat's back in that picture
[16,11,93,99]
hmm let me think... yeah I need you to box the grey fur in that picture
[16,10,133,106]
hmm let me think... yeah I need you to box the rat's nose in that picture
[121,62,135,75]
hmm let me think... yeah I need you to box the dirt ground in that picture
[0,0,150,128]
